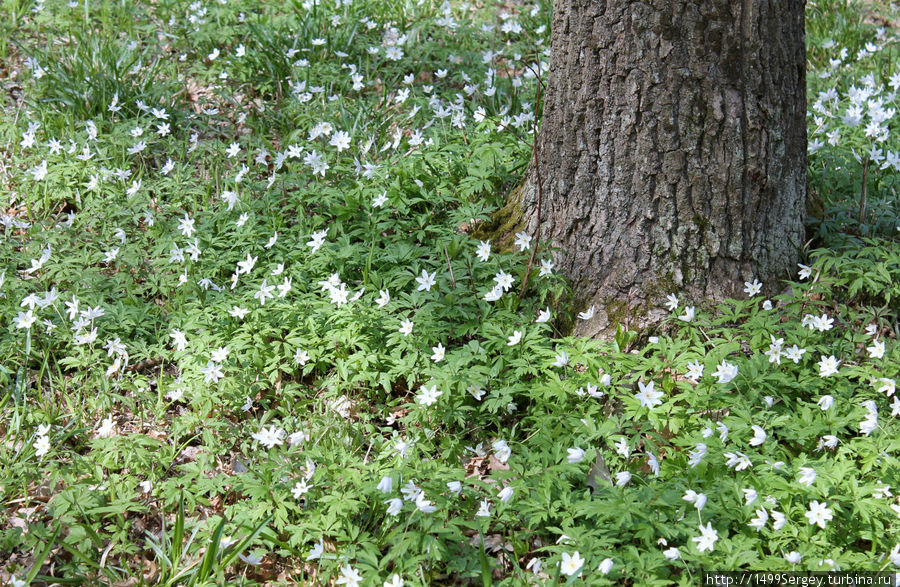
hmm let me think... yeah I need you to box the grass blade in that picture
[192,516,226,584]
[25,524,61,584]
[218,515,271,569]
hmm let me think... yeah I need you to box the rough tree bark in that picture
[521,0,807,338]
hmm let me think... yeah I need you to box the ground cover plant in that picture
[1,0,900,584]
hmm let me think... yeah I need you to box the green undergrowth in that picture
[1,0,899,585]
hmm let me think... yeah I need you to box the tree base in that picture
[516,0,806,341]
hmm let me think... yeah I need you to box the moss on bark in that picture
[470,181,526,252]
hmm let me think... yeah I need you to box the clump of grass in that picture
[26,29,178,121]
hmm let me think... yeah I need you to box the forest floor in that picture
[2,0,900,584]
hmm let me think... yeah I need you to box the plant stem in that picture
[858,157,868,225]
[517,61,544,301]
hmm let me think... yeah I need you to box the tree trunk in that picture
[522,0,807,338]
